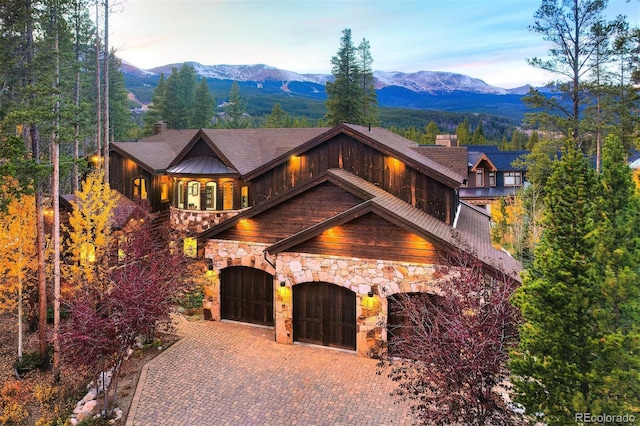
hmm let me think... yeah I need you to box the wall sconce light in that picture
[207,258,214,271]
[280,281,286,287]
[363,291,376,311]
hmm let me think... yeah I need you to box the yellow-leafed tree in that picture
[0,180,38,360]
[63,170,118,294]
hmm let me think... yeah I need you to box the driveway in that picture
[126,317,414,425]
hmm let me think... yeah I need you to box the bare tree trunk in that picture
[52,0,62,383]
[73,0,81,192]
[102,0,110,184]
[95,0,102,163]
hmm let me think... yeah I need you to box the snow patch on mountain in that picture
[127,61,517,95]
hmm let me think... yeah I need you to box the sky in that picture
[108,0,640,89]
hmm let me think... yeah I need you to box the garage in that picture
[220,266,274,326]
[293,282,356,350]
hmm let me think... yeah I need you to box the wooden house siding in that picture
[250,134,456,224]
[288,212,438,264]
[109,151,168,212]
[216,182,363,243]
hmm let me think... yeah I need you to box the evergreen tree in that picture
[590,135,640,415]
[471,121,485,145]
[511,142,601,423]
[264,103,290,128]
[223,81,249,129]
[524,0,617,146]
[325,28,364,126]
[357,38,380,126]
[143,73,167,133]
[108,54,131,141]
[455,117,471,145]
[164,64,196,130]
[192,78,215,128]
[421,120,440,145]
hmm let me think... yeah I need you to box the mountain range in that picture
[121,61,542,120]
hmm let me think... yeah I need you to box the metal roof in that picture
[166,156,238,175]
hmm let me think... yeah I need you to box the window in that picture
[489,172,496,187]
[132,177,148,200]
[241,186,248,208]
[475,169,484,187]
[187,181,201,210]
[177,181,184,208]
[504,171,522,186]
[205,182,217,210]
[223,182,234,210]
[160,182,169,202]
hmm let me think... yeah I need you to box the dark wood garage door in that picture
[293,282,356,350]
[220,266,274,326]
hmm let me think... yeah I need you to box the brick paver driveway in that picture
[126,317,414,426]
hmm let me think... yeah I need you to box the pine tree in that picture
[421,120,440,145]
[471,121,485,145]
[590,135,640,415]
[357,38,379,126]
[325,28,364,126]
[511,142,601,423]
[264,103,290,128]
[455,117,471,145]
[143,73,167,133]
[223,81,249,129]
[192,78,215,128]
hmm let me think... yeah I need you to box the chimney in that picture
[154,121,167,135]
[435,134,457,147]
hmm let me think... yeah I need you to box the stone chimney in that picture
[154,121,167,135]
[435,134,458,147]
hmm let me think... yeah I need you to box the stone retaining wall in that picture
[203,239,439,358]
[170,207,247,234]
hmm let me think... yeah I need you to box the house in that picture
[109,124,521,357]
[424,134,528,212]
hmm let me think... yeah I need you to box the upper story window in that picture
[489,172,496,187]
[187,181,201,210]
[205,182,217,210]
[504,171,522,186]
[475,169,484,187]
[223,182,234,210]
[241,186,249,208]
[132,177,148,200]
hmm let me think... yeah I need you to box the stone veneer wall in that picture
[170,207,247,234]
[204,239,439,358]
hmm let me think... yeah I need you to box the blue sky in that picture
[109,0,639,89]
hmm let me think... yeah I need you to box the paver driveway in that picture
[126,317,414,426]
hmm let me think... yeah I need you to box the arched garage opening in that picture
[220,266,274,326]
[293,282,356,351]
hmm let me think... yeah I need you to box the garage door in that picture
[293,282,356,350]
[220,266,274,326]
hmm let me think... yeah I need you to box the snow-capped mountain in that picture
[129,61,513,95]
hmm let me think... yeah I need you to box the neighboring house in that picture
[109,124,521,357]
[426,134,528,212]
[461,147,528,212]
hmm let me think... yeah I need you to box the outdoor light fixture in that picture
[280,281,286,287]
[367,291,374,298]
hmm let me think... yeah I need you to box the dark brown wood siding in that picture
[109,151,166,212]
[250,134,455,224]
[217,182,363,243]
[289,212,438,264]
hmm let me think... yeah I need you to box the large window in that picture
[504,171,522,186]
[241,186,248,208]
[223,182,234,210]
[187,181,201,210]
[177,181,184,208]
[475,169,484,187]
[205,182,217,210]
[489,172,496,187]
[132,177,148,200]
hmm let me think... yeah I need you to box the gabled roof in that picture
[469,152,497,172]
[484,151,528,171]
[243,124,466,187]
[111,129,199,173]
[198,168,521,281]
